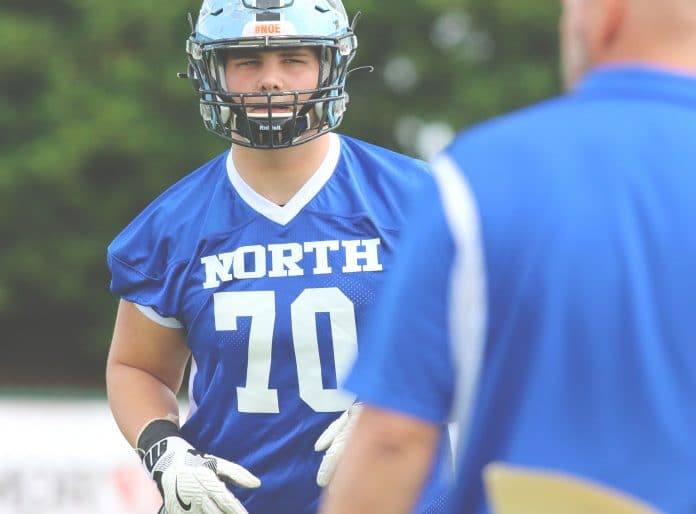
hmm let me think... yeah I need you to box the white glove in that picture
[139,422,260,514]
[314,403,363,487]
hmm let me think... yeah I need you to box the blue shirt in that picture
[345,67,696,514]
[107,133,451,514]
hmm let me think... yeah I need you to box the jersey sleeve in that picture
[345,153,488,426]
[344,172,457,424]
[107,206,189,324]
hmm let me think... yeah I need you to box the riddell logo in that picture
[255,23,282,34]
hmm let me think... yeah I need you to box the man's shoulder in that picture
[448,94,577,157]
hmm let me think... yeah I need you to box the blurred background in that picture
[0,0,560,512]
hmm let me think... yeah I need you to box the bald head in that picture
[560,0,696,89]
[622,0,696,47]
[629,0,696,24]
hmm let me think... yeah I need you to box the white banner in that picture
[0,397,162,514]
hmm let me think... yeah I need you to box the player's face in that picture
[225,47,320,110]
[560,0,593,89]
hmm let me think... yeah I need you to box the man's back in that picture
[448,66,696,513]
[318,2,696,514]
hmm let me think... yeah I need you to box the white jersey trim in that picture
[187,357,199,421]
[134,303,184,329]
[226,132,341,226]
[430,154,488,455]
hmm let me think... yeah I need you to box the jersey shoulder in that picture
[330,134,432,230]
[446,94,572,161]
[440,92,596,205]
[107,151,230,279]
[338,133,430,180]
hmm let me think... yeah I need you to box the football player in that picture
[105,1,451,513]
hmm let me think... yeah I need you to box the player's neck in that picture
[231,134,331,206]
[597,44,696,77]
[595,19,696,76]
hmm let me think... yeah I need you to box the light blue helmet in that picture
[184,0,358,148]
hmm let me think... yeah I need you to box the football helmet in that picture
[184,0,358,148]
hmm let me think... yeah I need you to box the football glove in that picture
[314,403,363,487]
[138,419,261,514]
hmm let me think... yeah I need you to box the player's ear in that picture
[597,0,626,48]
[586,0,626,54]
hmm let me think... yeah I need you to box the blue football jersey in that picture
[107,133,451,514]
[346,67,696,514]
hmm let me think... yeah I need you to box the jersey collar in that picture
[226,132,341,226]
[575,65,696,106]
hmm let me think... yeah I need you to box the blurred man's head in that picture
[560,0,696,89]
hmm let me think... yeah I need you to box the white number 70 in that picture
[213,287,358,414]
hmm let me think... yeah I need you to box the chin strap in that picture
[233,111,312,148]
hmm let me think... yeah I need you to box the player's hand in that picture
[314,402,363,487]
[140,423,260,514]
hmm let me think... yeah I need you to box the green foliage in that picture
[0,0,561,386]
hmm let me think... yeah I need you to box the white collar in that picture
[226,133,341,226]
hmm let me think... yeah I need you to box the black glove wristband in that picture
[136,419,181,457]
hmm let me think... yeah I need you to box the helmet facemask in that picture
[188,34,356,149]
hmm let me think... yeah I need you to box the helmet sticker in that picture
[241,20,298,36]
